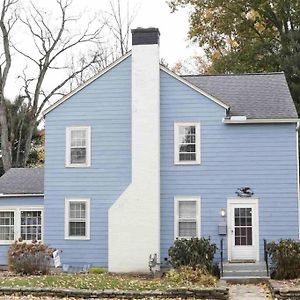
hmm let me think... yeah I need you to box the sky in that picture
[5,0,202,101]
[69,0,200,64]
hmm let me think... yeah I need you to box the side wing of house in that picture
[0,196,44,264]
[44,56,132,267]
[160,69,299,262]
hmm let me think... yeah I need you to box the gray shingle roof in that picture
[0,168,44,195]
[182,72,298,119]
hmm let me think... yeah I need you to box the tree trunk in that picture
[15,119,24,167]
[0,93,11,171]
[22,118,35,166]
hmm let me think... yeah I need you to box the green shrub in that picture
[165,266,217,287]
[268,239,300,279]
[8,240,54,275]
[89,267,106,274]
[168,237,217,272]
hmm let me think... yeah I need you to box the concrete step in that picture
[222,262,266,271]
[223,276,270,284]
[223,270,268,277]
[221,262,269,281]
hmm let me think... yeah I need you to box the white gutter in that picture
[0,193,44,198]
[223,118,300,124]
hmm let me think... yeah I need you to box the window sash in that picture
[0,211,14,241]
[65,199,90,240]
[66,126,91,167]
[174,123,200,165]
[175,197,200,239]
[68,201,86,237]
[20,211,42,242]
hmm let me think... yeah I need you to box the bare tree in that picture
[104,0,137,56]
[0,0,18,171]
[13,0,107,166]
[67,0,138,88]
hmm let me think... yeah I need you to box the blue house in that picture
[0,28,299,274]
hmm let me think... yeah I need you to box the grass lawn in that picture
[0,272,216,291]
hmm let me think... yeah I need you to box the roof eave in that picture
[0,193,44,198]
[223,118,300,124]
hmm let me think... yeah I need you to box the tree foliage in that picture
[169,0,300,112]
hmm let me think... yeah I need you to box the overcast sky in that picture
[6,0,201,100]
[71,0,200,63]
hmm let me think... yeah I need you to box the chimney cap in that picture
[131,27,160,46]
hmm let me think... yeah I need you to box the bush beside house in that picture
[8,241,54,275]
[268,239,300,279]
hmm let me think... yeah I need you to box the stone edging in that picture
[0,286,229,299]
[268,280,300,300]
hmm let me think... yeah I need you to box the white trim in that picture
[64,198,90,240]
[43,52,132,115]
[296,123,300,239]
[223,118,300,124]
[160,65,229,110]
[0,206,44,245]
[65,126,91,168]
[227,198,259,262]
[0,194,44,198]
[174,196,201,239]
[174,122,201,165]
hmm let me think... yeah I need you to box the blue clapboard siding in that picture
[44,57,131,267]
[0,196,44,265]
[160,69,299,261]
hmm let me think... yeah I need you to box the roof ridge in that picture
[181,72,284,77]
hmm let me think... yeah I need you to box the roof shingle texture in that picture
[182,72,298,119]
[0,168,44,194]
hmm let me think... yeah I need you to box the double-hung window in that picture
[20,211,42,241]
[0,211,14,243]
[174,197,200,239]
[174,123,200,164]
[65,198,90,240]
[0,208,43,244]
[66,126,91,167]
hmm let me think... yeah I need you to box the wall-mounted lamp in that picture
[220,208,226,217]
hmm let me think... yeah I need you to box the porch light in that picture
[220,208,226,217]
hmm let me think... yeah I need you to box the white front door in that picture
[227,199,259,261]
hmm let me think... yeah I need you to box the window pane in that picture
[179,201,196,218]
[71,148,86,164]
[71,130,86,147]
[20,211,42,241]
[179,144,196,153]
[179,221,197,237]
[69,202,86,219]
[69,222,86,236]
[179,153,196,161]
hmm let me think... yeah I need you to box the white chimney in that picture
[109,28,161,272]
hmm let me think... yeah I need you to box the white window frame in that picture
[65,198,90,240]
[174,122,201,165]
[0,206,43,245]
[174,196,201,239]
[66,126,91,168]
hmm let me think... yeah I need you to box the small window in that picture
[66,126,91,167]
[174,123,200,164]
[174,197,200,239]
[20,211,42,241]
[65,198,90,240]
[0,211,14,242]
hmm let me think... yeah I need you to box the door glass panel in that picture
[234,207,253,246]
